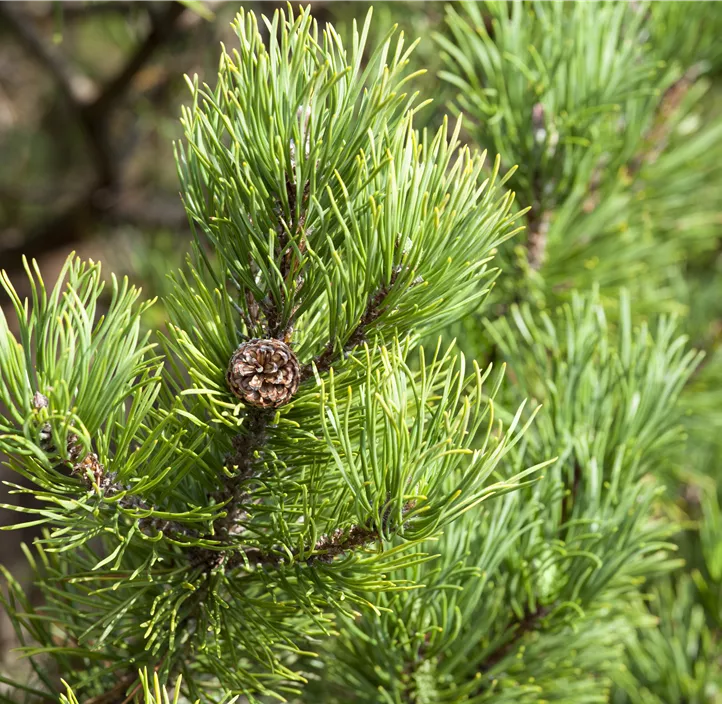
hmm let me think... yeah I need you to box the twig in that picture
[84,672,137,704]
[307,523,380,564]
[527,68,698,270]
[267,177,310,339]
[38,410,195,539]
[215,408,272,539]
[629,66,700,176]
[479,605,551,674]
[194,523,380,572]
[198,495,415,573]
[526,209,551,271]
[581,67,700,218]
[225,520,387,571]
[303,268,402,379]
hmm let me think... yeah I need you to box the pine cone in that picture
[227,339,300,408]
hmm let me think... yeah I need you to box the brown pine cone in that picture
[227,338,300,408]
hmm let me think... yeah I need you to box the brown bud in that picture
[73,451,105,486]
[227,338,300,409]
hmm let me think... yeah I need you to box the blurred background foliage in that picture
[1,1,721,699]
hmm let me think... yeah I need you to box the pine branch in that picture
[629,66,700,175]
[479,605,551,674]
[213,408,272,541]
[35,389,196,541]
[526,209,551,271]
[224,518,401,571]
[0,7,537,696]
[267,177,310,339]
[581,66,700,218]
[83,674,136,704]
[304,268,402,379]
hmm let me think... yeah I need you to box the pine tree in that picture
[1,3,721,703]
[1,5,537,701]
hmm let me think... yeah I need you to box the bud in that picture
[32,391,49,409]
[227,339,300,409]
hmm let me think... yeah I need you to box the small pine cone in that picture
[227,338,300,409]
